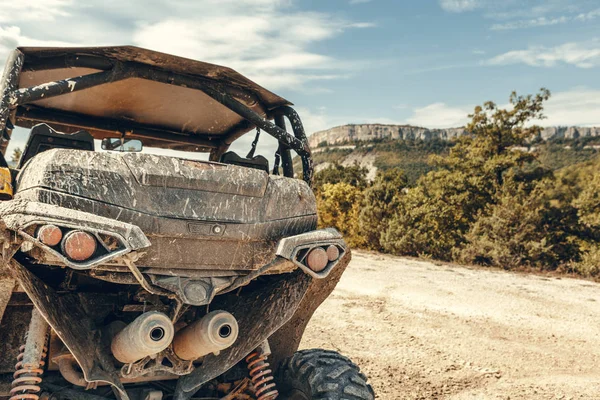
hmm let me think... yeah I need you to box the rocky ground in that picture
[300,251,600,399]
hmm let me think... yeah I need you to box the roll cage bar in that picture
[0,49,313,184]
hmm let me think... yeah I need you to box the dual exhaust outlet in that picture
[111,310,238,364]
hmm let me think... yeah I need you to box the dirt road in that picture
[300,251,600,399]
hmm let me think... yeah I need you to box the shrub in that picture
[457,182,582,270]
[570,243,600,277]
[316,182,364,247]
[313,162,368,191]
[381,168,489,259]
[573,171,600,229]
[358,168,407,251]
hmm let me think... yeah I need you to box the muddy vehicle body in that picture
[0,47,373,400]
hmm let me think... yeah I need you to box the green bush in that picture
[317,182,364,247]
[381,169,489,259]
[573,171,600,229]
[358,168,407,251]
[570,243,600,277]
[313,162,368,191]
[458,182,582,270]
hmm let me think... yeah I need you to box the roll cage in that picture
[0,46,313,183]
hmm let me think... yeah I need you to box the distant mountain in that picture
[304,124,600,185]
[308,124,600,148]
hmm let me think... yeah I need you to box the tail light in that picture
[326,245,340,261]
[36,225,62,247]
[61,230,97,261]
[306,247,328,272]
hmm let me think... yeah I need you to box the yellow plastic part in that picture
[0,167,13,200]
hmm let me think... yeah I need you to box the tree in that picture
[431,88,551,190]
[382,169,484,259]
[313,163,368,192]
[317,182,364,247]
[11,147,22,166]
[458,181,582,270]
[569,243,600,277]
[358,168,407,250]
[568,166,600,277]
[383,89,553,259]
[573,170,600,230]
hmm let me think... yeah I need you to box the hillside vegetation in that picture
[313,89,600,277]
[311,136,600,185]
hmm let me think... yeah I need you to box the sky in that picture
[2,0,600,157]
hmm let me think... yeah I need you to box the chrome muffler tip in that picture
[173,310,238,361]
[111,311,174,364]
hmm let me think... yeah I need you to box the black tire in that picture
[277,349,375,400]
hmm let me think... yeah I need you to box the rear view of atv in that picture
[0,46,374,400]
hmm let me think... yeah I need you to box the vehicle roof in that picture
[14,46,292,151]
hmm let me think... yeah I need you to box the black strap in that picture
[246,127,261,159]
[273,149,281,175]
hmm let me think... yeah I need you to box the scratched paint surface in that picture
[14,148,317,271]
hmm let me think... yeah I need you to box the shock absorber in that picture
[245,341,278,400]
[10,308,49,400]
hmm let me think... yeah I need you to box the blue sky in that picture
[2,0,600,154]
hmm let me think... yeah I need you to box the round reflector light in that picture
[326,245,340,261]
[36,225,62,247]
[62,231,97,261]
[306,247,328,272]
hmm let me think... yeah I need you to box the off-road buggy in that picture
[0,46,374,400]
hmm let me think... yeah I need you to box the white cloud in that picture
[575,8,600,21]
[296,107,343,136]
[398,88,600,130]
[131,7,373,90]
[0,25,74,63]
[349,0,373,4]
[491,16,569,30]
[0,0,74,22]
[491,8,600,30]
[541,88,600,127]
[482,1,581,20]
[485,41,600,69]
[439,0,481,13]
[439,0,599,31]
[406,103,471,128]
[0,0,373,92]
[0,0,377,162]
[349,22,376,28]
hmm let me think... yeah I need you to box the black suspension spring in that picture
[245,351,278,400]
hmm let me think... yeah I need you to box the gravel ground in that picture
[300,251,600,399]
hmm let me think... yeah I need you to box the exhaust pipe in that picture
[111,311,174,364]
[173,310,238,361]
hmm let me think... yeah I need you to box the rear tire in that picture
[277,349,375,400]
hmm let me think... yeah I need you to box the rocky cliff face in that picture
[538,126,600,140]
[308,124,600,148]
